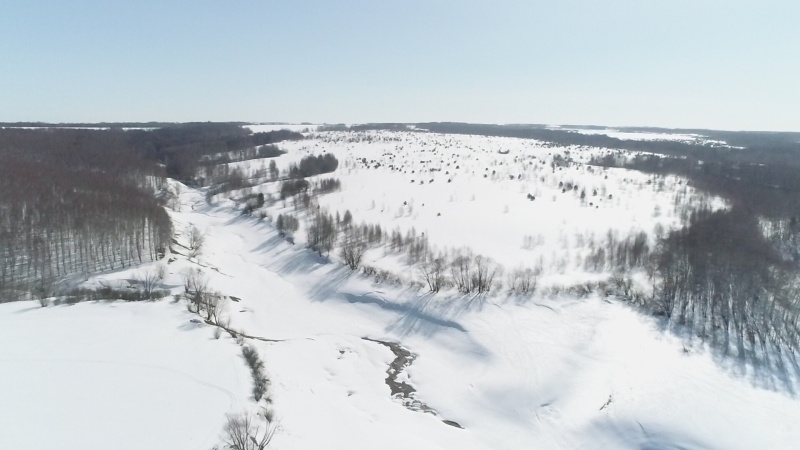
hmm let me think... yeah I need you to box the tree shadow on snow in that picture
[579,416,714,450]
[341,291,467,336]
[661,319,800,396]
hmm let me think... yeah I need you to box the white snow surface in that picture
[0,299,252,450]
[155,182,799,449]
[225,130,726,278]
[3,129,798,449]
[245,123,318,133]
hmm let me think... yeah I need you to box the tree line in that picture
[127,123,303,183]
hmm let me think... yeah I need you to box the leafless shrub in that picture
[136,264,165,299]
[450,250,474,293]
[472,255,501,293]
[221,412,275,450]
[419,254,448,292]
[568,281,597,298]
[340,230,367,270]
[188,225,205,258]
[183,268,209,313]
[204,291,225,323]
[508,265,541,294]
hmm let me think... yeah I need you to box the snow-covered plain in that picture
[227,130,725,280]
[245,123,318,133]
[0,299,252,450]
[168,181,797,449]
[3,127,798,449]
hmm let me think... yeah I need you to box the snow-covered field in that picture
[226,130,725,279]
[2,127,798,449]
[170,183,798,449]
[557,127,732,147]
[0,299,252,450]
[245,123,318,133]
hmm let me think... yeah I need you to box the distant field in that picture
[222,130,725,279]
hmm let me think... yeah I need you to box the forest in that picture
[0,124,303,301]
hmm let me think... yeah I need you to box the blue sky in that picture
[1,0,798,131]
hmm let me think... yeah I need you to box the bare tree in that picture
[450,250,474,294]
[183,268,209,313]
[508,265,541,294]
[517,266,541,294]
[221,412,275,450]
[306,210,338,255]
[32,277,54,307]
[472,255,501,293]
[340,230,367,270]
[188,226,205,258]
[419,254,447,292]
[205,291,226,323]
[136,264,165,298]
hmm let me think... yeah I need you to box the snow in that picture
[223,130,726,278]
[158,181,798,449]
[566,127,705,142]
[245,123,318,133]
[0,299,252,450]
[565,128,733,147]
[2,128,797,449]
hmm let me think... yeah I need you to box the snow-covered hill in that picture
[2,127,797,449]
[170,179,800,448]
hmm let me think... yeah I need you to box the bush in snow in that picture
[242,345,270,402]
[306,210,338,255]
[340,230,368,270]
[419,254,448,293]
[221,411,275,450]
[275,213,299,235]
[507,265,541,295]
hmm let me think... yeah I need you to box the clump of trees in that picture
[451,252,501,294]
[279,179,309,200]
[584,230,650,273]
[306,210,338,255]
[241,193,266,216]
[275,213,300,235]
[315,178,342,194]
[288,154,338,179]
[129,123,302,183]
[506,265,542,294]
[419,254,447,292]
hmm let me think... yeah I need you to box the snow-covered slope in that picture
[160,184,798,449]
[222,130,725,280]
[3,127,797,449]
